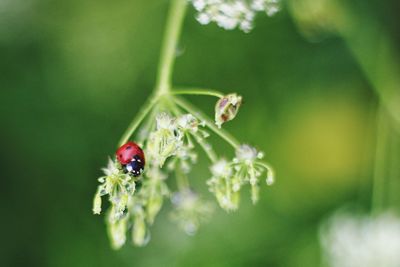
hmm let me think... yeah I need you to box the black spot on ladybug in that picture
[126,146,131,149]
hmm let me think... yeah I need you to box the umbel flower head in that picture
[92,92,274,248]
[190,0,281,32]
[320,211,400,267]
[207,144,273,210]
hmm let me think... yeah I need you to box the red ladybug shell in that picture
[116,141,145,165]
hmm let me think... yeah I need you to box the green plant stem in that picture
[118,96,159,146]
[172,88,224,98]
[173,96,241,149]
[155,0,187,96]
[255,162,275,184]
[332,3,400,124]
[193,132,218,162]
[372,107,400,213]
[119,0,187,145]
[331,6,400,213]
[372,107,388,213]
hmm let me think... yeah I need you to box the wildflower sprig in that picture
[207,145,274,211]
[92,158,136,221]
[92,0,275,248]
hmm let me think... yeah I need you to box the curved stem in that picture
[193,132,218,162]
[118,96,159,147]
[172,88,224,98]
[172,96,241,149]
[255,161,275,185]
[155,0,187,96]
[167,97,219,162]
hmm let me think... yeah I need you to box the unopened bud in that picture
[215,94,242,128]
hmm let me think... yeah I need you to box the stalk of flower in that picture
[91,0,275,248]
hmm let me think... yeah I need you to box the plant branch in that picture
[118,0,187,145]
[118,96,159,147]
[173,96,241,149]
[172,88,224,98]
[155,0,187,96]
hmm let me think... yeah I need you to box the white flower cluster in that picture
[207,144,274,210]
[92,159,135,221]
[190,0,280,32]
[92,93,274,248]
[148,113,207,169]
[93,112,213,248]
[320,212,400,267]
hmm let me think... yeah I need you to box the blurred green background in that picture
[1,0,399,266]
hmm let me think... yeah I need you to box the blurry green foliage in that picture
[0,0,399,266]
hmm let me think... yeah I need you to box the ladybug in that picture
[116,141,145,177]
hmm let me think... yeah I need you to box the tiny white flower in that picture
[266,170,275,185]
[177,114,199,132]
[251,0,266,11]
[211,159,232,177]
[156,112,176,130]
[92,191,102,214]
[102,157,119,176]
[235,144,258,162]
[93,158,135,220]
[147,113,181,167]
[189,0,280,32]
[193,0,206,11]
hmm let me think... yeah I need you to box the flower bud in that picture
[132,207,150,247]
[251,184,260,204]
[215,94,242,128]
[92,191,102,214]
[107,214,128,250]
